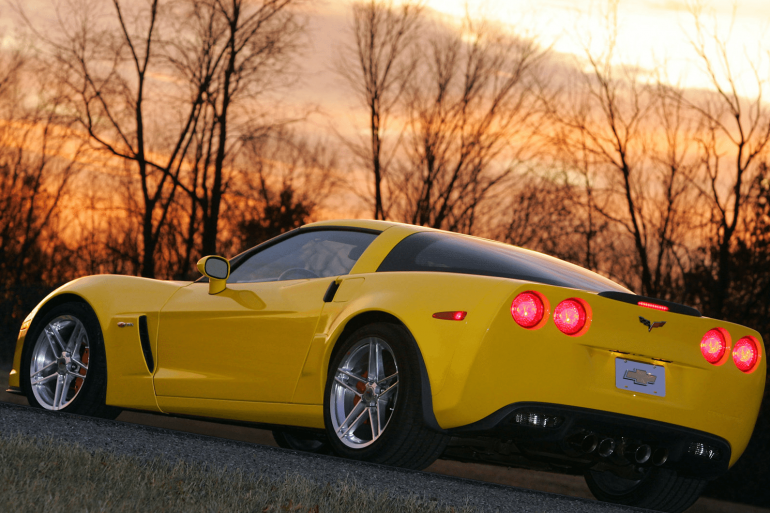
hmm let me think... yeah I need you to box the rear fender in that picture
[291,273,515,429]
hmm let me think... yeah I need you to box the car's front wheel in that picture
[21,302,121,419]
[585,467,707,512]
[323,322,448,469]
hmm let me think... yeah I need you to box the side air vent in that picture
[138,315,155,373]
[598,291,701,317]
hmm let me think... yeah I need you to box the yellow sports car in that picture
[7,220,766,512]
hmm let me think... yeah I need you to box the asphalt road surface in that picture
[0,401,648,513]
[0,385,767,513]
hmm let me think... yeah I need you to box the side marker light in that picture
[433,311,467,321]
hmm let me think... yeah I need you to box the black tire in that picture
[272,429,332,454]
[323,322,448,470]
[585,467,707,512]
[21,302,121,419]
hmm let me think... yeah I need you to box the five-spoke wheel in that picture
[329,337,399,448]
[323,322,448,469]
[29,315,90,410]
[22,302,121,419]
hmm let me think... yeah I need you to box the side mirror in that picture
[197,255,230,295]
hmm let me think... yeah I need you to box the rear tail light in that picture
[553,299,589,335]
[700,328,728,364]
[733,336,760,373]
[511,291,546,329]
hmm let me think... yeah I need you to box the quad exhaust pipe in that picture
[652,447,669,466]
[597,438,616,457]
[570,434,667,466]
[573,433,599,454]
[624,444,652,464]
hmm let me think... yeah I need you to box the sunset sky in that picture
[3,1,769,116]
[270,0,770,142]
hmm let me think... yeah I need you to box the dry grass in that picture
[0,433,476,513]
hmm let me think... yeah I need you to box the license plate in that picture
[615,358,666,397]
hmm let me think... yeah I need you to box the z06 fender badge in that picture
[624,368,658,386]
[117,322,134,328]
[639,316,666,332]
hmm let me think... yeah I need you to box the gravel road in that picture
[0,402,650,513]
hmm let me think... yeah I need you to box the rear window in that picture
[377,232,629,293]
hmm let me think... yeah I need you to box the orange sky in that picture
[4,0,768,124]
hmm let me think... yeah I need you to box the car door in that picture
[153,228,379,404]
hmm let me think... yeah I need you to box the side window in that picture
[228,230,378,283]
[377,232,629,293]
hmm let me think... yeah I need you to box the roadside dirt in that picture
[0,376,765,513]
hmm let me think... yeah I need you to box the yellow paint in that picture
[197,255,230,294]
[153,280,329,403]
[8,220,766,469]
[156,396,324,428]
[9,275,184,411]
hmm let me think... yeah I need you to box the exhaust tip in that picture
[634,444,652,464]
[573,433,598,454]
[652,447,669,466]
[597,438,616,457]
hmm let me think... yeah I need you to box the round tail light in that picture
[733,337,760,373]
[554,299,588,335]
[700,328,728,364]
[512,291,545,329]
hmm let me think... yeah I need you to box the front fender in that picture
[9,275,187,412]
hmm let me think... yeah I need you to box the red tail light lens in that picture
[700,329,727,364]
[512,292,545,329]
[733,337,760,373]
[553,299,587,335]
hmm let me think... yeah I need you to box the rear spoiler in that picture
[598,291,702,317]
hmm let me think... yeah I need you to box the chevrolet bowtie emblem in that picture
[624,368,657,386]
[639,316,666,332]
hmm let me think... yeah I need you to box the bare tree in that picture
[678,4,770,316]
[539,4,699,297]
[156,0,305,277]
[20,0,305,277]
[20,0,207,278]
[394,14,545,233]
[228,126,338,253]
[0,71,84,287]
[336,0,424,220]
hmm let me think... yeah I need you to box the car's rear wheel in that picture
[323,322,448,469]
[585,467,707,512]
[22,302,121,419]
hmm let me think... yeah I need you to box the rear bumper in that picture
[448,402,730,479]
[429,284,765,469]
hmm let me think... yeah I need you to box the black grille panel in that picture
[138,315,154,372]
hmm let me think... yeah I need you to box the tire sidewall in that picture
[21,302,110,416]
[585,467,705,512]
[323,322,421,463]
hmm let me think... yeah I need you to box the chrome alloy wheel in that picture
[29,315,90,411]
[329,337,399,448]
